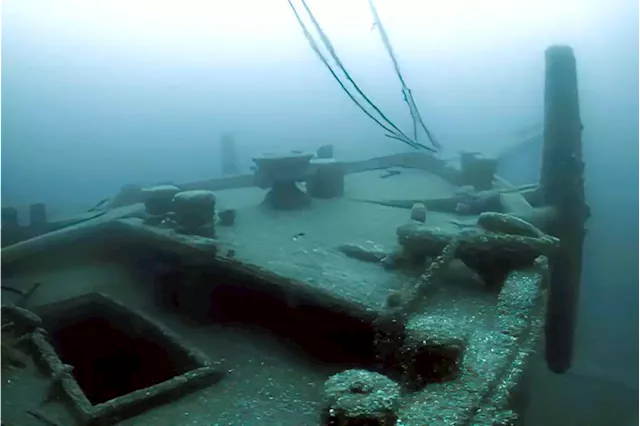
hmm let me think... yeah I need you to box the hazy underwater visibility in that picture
[1,1,637,425]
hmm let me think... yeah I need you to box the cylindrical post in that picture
[540,45,590,374]
[221,133,240,176]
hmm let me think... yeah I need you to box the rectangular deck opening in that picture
[33,293,223,424]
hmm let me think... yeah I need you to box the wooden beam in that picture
[540,45,590,374]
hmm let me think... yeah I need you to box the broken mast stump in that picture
[221,133,240,176]
[540,45,590,374]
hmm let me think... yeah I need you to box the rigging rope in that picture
[367,0,441,150]
[286,0,440,152]
[286,0,418,149]
[296,0,421,149]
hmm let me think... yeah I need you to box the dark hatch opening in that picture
[42,298,199,405]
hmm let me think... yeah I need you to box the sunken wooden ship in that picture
[0,45,588,425]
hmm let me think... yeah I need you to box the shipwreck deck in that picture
[209,168,464,310]
[1,165,546,426]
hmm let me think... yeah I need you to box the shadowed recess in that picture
[41,298,200,405]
